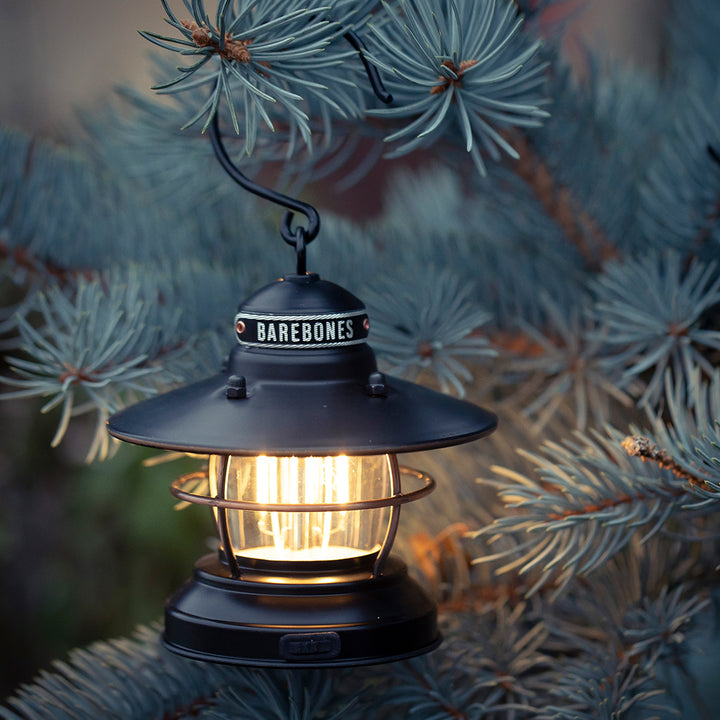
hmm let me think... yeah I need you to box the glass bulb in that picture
[209,454,394,564]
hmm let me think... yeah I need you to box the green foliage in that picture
[142,0,356,150]
[592,251,720,407]
[648,370,720,501]
[3,276,177,457]
[473,427,714,597]
[365,0,549,173]
[506,296,633,431]
[0,626,236,720]
[365,266,496,397]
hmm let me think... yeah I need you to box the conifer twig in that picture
[696,144,720,249]
[509,130,618,271]
[622,435,711,490]
[0,239,92,285]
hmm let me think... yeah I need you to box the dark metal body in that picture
[108,275,497,455]
[163,555,439,667]
[107,274,497,667]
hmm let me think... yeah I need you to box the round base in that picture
[163,554,440,667]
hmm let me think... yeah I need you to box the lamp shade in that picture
[108,274,497,455]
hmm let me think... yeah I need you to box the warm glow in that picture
[209,454,393,564]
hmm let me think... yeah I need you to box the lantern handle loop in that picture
[293,226,307,276]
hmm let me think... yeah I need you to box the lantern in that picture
[108,272,496,666]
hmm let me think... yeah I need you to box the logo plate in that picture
[235,311,369,349]
[279,632,341,661]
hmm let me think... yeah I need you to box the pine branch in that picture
[503,294,634,431]
[409,522,567,612]
[621,584,711,668]
[590,250,720,408]
[1,272,190,459]
[365,266,496,398]
[472,427,715,597]
[142,0,357,149]
[377,656,533,720]
[538,548,714,717]
[365,0,549,174]
[640,93,720,255]
[509,130,618,272]
[203,669,357,720]
[440,602,552,715]
[520,62,664,259]
[643,370,720,501]
[622,435,712,491]
[0,239,92,285]
[0,625,238,720]
[534,655,672,720]
[692,145,720,250]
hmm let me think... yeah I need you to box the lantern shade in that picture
[107,351,496,455]
[108,274,496,455]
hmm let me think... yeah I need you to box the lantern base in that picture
[163,554,440,667]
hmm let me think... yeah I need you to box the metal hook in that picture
[708,144,720,166]
[207,29,392,273]
[293,227,307,276]
[344,30,393,105]
[209,114,321,250]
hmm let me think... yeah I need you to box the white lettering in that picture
[253,316,361,345]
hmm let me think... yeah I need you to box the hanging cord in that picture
[208,29,393,275]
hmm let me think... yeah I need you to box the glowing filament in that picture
[210,454,392,563]
[254,455,352,559]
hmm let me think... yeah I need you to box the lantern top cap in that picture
[233,274,370,351]
[239,274,365,316]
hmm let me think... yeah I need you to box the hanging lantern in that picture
[108,272,497,667]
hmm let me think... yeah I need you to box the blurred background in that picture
[0,0,667,699]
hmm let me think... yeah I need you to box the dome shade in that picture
[108,368,496,455]
[107,274,497,454]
